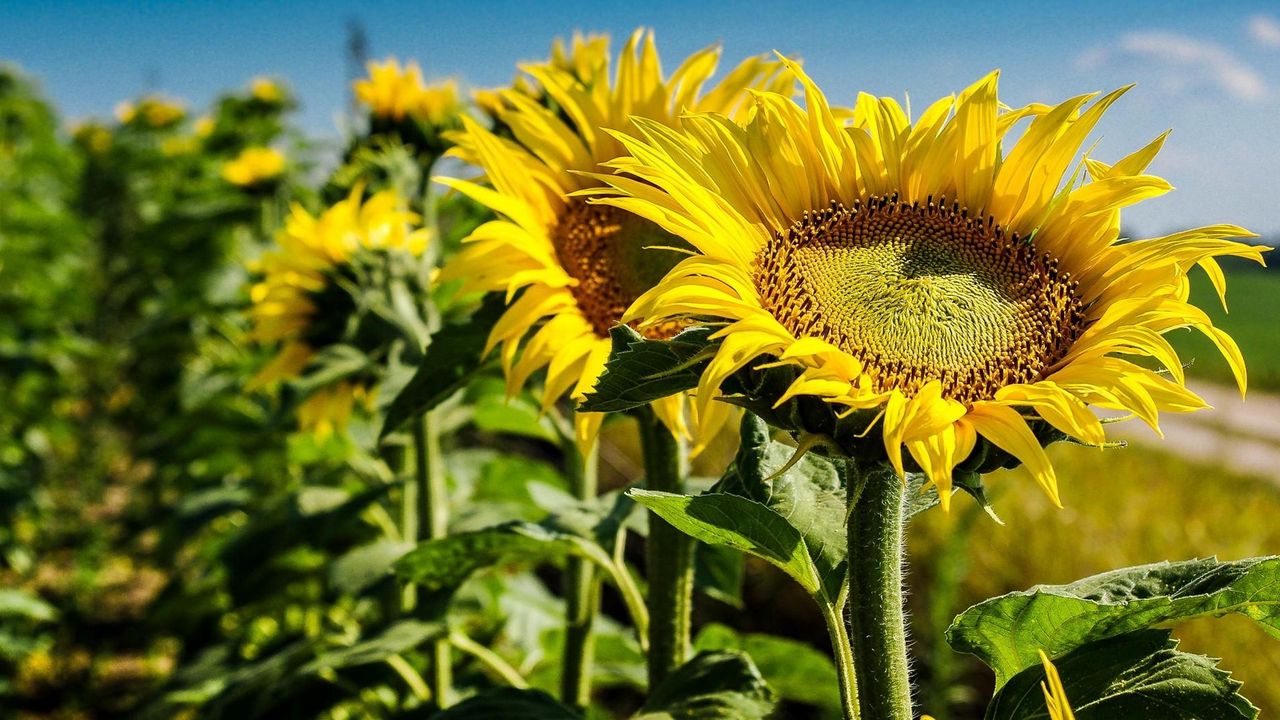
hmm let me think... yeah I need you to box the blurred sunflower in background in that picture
[222,146,286,188]
[193,115,216,139]
[438,29,794,451]
[354,58,463,157]
[247,187,430,437]
[597,59,1267,506]
[114,95,186,129]
[71,121,112,154]
[249,76,286,105]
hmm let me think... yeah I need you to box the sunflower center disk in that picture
[553,198,691,338]
[756,196,1086,402]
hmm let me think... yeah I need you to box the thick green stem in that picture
[405,412,452,707]
[820,601,861,720]
[561,440,600,710]
[847,465,912,719]
[637,408,692,689]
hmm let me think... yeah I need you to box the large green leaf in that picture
[578,325,712,412]
[987,630,1256,720]
[629,490,824,599]
[636,651,775,720]
[713,414,849,601]
[694,623,840,716]
[948,556,1280,687]
[434,688,581,719]
[394,520,614,593]
[379,293,504,438]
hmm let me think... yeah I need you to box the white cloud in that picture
[1076,31,1268,102]
[1249,14,1280,48]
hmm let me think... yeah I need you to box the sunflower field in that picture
[2,26,1278,720]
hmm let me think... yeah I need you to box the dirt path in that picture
[1112,382,1280,481]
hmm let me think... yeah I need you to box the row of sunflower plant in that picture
[3,26,1276,720]
[227,29,1279,720]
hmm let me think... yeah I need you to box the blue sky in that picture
[3,0,1279,237]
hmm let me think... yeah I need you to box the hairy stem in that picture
[820,600,861,720]
[638,407,692,689]
[561,440,600,710]
[847,464,912,719]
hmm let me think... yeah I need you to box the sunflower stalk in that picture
[637,406,693,689]
[561,439,600,710]
[403,410,453,707]
[846,463,913,720]
[400,167,452,707]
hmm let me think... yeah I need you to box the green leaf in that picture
[713,414,849,601]
[578,325,713,412]
[695,543,745,608]
[299,620,443,675]
[0,588,57,622]
[987,630,1257,720]
[290,344,371,396]
[379,293,504,438]
[394,520,613,593]
[694,623,840,715]
[434,688,581,719]
[948,556,1280,687]
[629,490,824,599]
[329,539,414,595]
[636,651,776,720]
[295,486,352,516]
[471,390,558,443]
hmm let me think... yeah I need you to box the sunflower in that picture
[473,32,609,117]
[250,77,285,105]
[114,95,186,129]
[354,58,462,126]
[595,59,1267,507]
[194,116,216,139]
[437,29,793,451]
[248,187,429,435]
[222,146,286,188]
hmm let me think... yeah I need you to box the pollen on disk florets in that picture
[756,195,1087,402]
[553,197,690,339]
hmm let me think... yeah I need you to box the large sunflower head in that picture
[437,29,794,451]
[247,187,429,435]
[595,59,1268,507]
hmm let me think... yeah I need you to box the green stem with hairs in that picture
[847,463,913,719]
[820,600,861,720]
[637,407,693,689]
[561,439,600,710]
